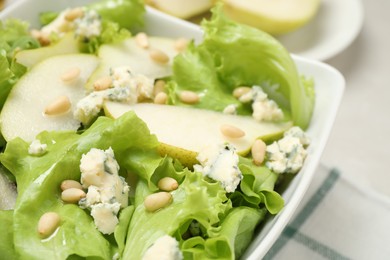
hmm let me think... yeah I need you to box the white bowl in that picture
[0,1,345,259]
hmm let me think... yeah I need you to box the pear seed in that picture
[37,212,60,238]
[61,188,86,203]
[149,49,169,64]
[251,139,266,165]
[220,124,245,139]
[179,91,199,104]
[135,32,149,49]
[44,96,71,116]
[158,177,179,191]
[60,180,83,191]
[144,192,172,212]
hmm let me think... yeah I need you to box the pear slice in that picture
[145,0,213,19]
[220,0,321,35]
[86,37,180,91]
[0,54,99,142]
[15,33,79,69]
[104,102,292,166]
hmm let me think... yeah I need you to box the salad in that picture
[0,0,315,259]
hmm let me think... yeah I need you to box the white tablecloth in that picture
[321,0,390,197]
[270,0,390,258]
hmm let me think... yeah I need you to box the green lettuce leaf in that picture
[0,210,17,259]
[122,171,232,259]
[0,19,40,109]
[40,0,145,29]
[88,0,145,30]
[230,157,284,214]
[79,0,145,53]
[181,207,266,260]
[0,112,159,259]
[114,205,135,256]
[169,4,315,129]
[39,0,144,54]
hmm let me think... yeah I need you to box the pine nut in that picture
[30,29,42,39]
[31,30,50,46]
[65,8,84,22]
[158,177,178,191]
[61,188,86,203]
[61,67,80,83]
[154,92,168,104]
[233,86,252,99]
[174,38,189,52]
[220,124,245,138]
[60,180,83,191]
[251,139,266,166]
[93,76,112,91]
[144,192,172,212]
[135,32,149,49]
[38,212,60,238]
[153,79,166,95]
[149,49,170,64]
[44,96,71,116]
[179,90,199,104]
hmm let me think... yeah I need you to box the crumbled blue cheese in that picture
[38,8,101,41]
[109,66,154,102]
[194,144,242,193]
[78,147,129,234]
[90,202,121,235]
[28,139,47,156]
[223,104,237,115]
[74,92,105,125]
[265,127,310,174]
[284,126,311,146]
[74,66,154,125]
[142,235,183,260]
[238,85,283,122]
[74,9,102,39]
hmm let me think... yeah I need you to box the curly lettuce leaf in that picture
[114,205,135,256]
[40,0,145,29]
[169,43,251,115]
[170,4,314,129]
[39,0,144,53]
[181,207,266,260]
[230,157,284,214]
[83,0,144,53]
[88,0,145,30]
[0,19,40,109]
[0,112,158,259]
[0,210,17,259]
[122,171,232,259]
[79,19,132,54]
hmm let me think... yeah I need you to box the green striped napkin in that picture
[264,165,390,259]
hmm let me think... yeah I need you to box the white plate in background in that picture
[0,1,345,259]
[277,0,364,61]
